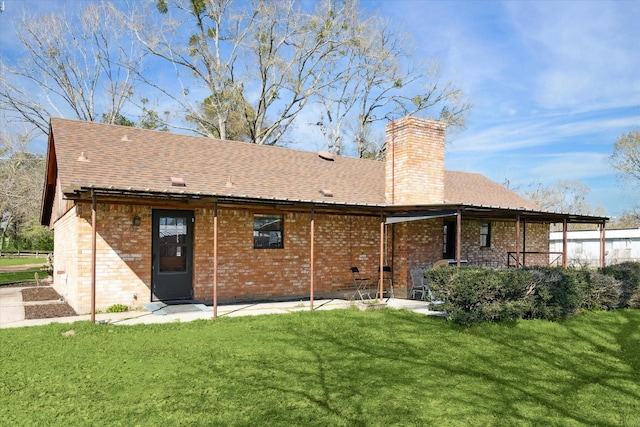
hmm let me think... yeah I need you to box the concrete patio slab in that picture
[0,290,438,329]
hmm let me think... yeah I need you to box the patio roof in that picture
[60,183,608,226]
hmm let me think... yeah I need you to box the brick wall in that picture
[385,116,446,205]
[53,203,152,313]
[460,220,550,267]
[51,207,80,307]
[52,201,550,312]
[389,220,443,296]
[193,208,383,303]
[54,202,387,311]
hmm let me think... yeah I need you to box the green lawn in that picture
[0,269,44,285]
[1,309,638,426]
[0,257,46,267]
[0,258,48,285]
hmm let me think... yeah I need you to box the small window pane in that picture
[480,223,491,247]
[159,246,187,271]
[158,214,189,271]
[443,224,448,254]
[254,214,284,249]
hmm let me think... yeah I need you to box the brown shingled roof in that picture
[444,171,541,210]
[47,118,538,210]
[50,118,385,206]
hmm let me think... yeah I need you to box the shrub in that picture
[426,267,539,325]
[583,271,621,310]
[106,304,128,313]
[600,262,640,308]
[534,267,589,319]
[423,265,623,326]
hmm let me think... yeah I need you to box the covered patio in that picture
[385,203,609,269]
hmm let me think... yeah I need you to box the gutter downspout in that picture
[213,202,218,318]
[515,213,521,267]
[310,208,315,311]
[600,220,606,268]
[379,215,384,299]
[91,190,97,323]
[562,218,568,268]
[391,120,395,204]
[456,209,462,266]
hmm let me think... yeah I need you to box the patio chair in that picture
[350,266,372,301]
[376,265,394,300]
[409,267,428,300]
[424,274,444,306]
[411,267,445,306]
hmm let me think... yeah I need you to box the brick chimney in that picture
[385,116,446,205]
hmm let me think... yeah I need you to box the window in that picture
[158,216,188,271]
[254,214,284,249]
[480,222,491,247]
[443,224,448,255]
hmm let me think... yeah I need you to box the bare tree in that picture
[611,128,640,185]
[133,0,359,144]
[248,0,374,146]
[128,0,255,139]
[0,1,141,134]
[523,180,594,215]
[131,0,468,150]
[520,179,607,231]
[313,12,470,157]
[0,132,46,253]
[609,209,640,229]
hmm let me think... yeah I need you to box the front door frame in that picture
[443,218,456,259]
[151,209,194,301]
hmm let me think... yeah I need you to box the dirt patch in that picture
[24,303,77,320]
[22,286,61,302]
[20,286,77,320]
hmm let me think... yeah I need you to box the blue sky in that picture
[366,0,640,218]
[1,0,639,217]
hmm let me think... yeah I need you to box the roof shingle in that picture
[49,117,539,210]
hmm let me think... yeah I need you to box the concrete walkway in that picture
[0,287,27,326]
[0,286,439,329]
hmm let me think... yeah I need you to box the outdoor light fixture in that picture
[132,215,141,226]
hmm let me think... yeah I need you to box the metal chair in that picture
[376,265,394,300]
[410,267,445,306]
[350,267,372,301]
[409,267,428,300]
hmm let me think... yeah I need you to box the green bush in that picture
[106,304,128,313]
[534,267,589,319]
[427,268,540,325]
[583,270,622,310]
[424,263,640,326]
[600,262,640,308]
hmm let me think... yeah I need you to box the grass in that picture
[1,309,638,426]
[0,268,45,285]
[0,257,45,267]
[0,258,47,285]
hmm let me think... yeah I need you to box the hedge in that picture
[424,262,640,326]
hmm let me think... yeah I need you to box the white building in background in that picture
[549,228,640,267]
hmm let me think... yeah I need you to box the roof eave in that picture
[61,185,609,224]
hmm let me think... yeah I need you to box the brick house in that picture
[40,116,607,314]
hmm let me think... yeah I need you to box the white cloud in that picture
[504,1,640,110]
